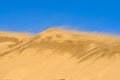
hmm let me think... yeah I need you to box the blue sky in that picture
[0,0,120,34]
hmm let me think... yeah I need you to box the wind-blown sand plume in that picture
[0,28,120,80]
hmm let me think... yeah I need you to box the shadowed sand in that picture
[0,28,120,80]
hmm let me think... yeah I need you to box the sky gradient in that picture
[0,0,120,34]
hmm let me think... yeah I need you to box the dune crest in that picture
[0,28,120,80]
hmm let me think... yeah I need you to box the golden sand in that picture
[0,28,120,80]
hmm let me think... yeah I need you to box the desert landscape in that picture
[0,28,120,80]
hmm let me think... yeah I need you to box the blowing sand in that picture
[0,28,120,80]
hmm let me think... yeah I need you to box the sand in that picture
[0,28,120,80]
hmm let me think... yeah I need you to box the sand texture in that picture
[0,28,120,80]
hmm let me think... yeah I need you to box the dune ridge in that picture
[0,28,120,80]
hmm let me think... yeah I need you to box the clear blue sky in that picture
[0,0,120,34]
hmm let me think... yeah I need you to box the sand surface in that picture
[0,28,120,80]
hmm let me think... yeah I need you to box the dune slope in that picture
[0,28,120,80]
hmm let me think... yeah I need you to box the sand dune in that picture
[0,28,120,80]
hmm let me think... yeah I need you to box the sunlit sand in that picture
[0,28,120,80]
